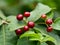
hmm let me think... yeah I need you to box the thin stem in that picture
[23,17,28,24]
[2,25,5,45]
[37,23,45,24]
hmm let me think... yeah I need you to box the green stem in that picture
[45,24,49,27]
[37,23,45,24]
[2,25,5,45]
[23,17,28,24]
[45,19,48,27]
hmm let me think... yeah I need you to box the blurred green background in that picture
[0,0,60,18]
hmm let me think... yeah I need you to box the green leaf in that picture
[34,25,47,34]
[20,0,35,5]
[34,25,56,44]
[42,34,56,43]
[7,16,26,31]
[29,33,43,42]
[39,0,56,8]
[4,5,20,15]
[0,10,6,20]
[52,17,60,30]
[0,24,18,45]
[20,31,41,39]
[37,42,48,45]
[20,30,55,44]
[27,3,51,22]
[20,31,44,42]
[47,11,54,19]
[17,38,36,45]
[0,19,3,26]
[41,42,48,45]
[0,10,6,26]
[0,0,7,8]
[48,32,60,45]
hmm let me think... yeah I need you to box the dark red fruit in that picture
[47,26,53,32]
[46,19,53,25]
[41,14,47,18]
[16,14,23,21]
[27,21,35,28]
[23,26,29,31]
[15,29,22,35]
[24,12,30,17]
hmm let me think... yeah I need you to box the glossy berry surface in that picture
[41,14,47,18]
[23,26,29,31]
[46,19,53,25]
[15,29,22,35]
[47,26,53,32]
[27,21,35,28]
[24,12,30,17]
[16,14,23,21]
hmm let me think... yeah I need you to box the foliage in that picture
[0,0,60,45]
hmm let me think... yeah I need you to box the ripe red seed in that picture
[47,26,53,32]
[23,26,29,31]
[41,14,47,18]
[27,21,35,28]
[46,19,53,25]
[15,29,22,35]
[16,14,23,21]
[24,12,30,17]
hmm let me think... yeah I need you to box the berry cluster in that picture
[16,12,30,21]
[15,12,35,35]
[15,12,53,35]
[41,14,53,32]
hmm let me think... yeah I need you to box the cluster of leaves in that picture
[0,1,60,45]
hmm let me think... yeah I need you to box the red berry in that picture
[16,14,23,21]
[41,14,47,18]
[47,26,53,32]
[23,26,29,31]
[27,21,35,28]
[15,29,22,35]
[24,12,30,17]
[46,19,53,25]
